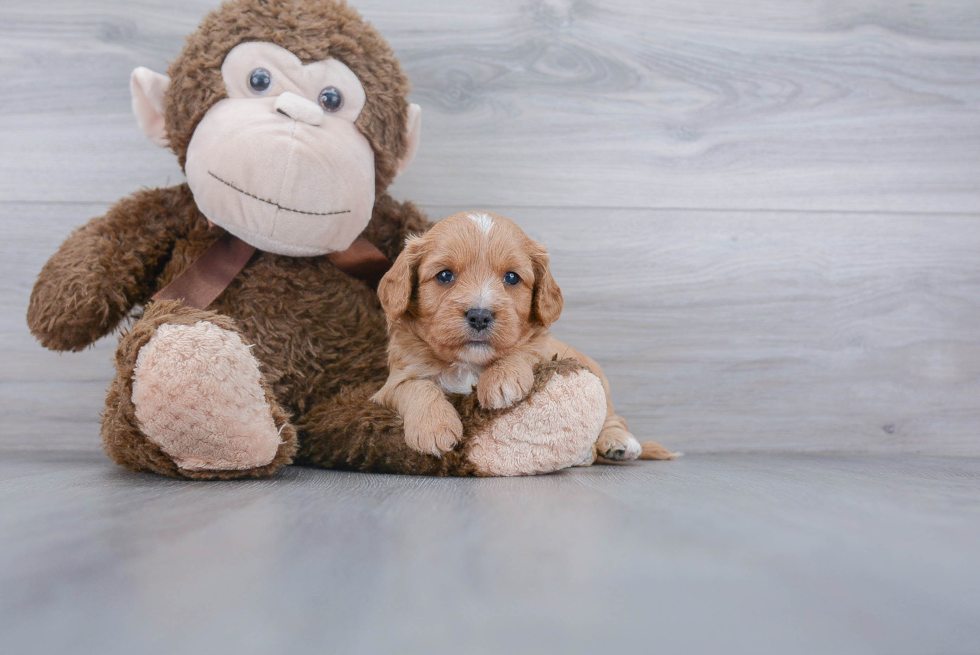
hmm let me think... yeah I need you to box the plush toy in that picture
[25,0,617,479]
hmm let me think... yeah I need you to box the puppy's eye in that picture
[248,68,272,94]
[503,271,521,286]
[436,270,455,284]
[318,87,343,112]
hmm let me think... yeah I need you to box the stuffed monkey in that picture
[26,0,610,479]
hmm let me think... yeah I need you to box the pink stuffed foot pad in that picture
[131,320,282,472]
[466,368,606,476]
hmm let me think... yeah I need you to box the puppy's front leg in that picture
[477,352,536,410]
[374,378,463,456]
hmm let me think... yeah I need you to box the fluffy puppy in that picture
[372,211,674,463]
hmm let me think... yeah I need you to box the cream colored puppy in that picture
[372,211,674,463]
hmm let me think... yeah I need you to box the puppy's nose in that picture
[465,308,494,332]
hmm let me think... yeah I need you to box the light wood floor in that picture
[3,452,980,655]
[1,1,979,653]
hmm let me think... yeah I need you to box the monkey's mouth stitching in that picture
[208,171,351,217]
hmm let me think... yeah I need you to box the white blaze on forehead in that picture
[467,212,494,235]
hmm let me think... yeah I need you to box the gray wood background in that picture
[2,0,980,455]
[4,4,980,654]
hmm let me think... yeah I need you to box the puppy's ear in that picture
[378,236,423,321]
[529,241,563,327]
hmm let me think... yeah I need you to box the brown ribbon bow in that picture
[152,232,391,310]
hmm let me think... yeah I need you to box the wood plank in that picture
[2,452,979,654]
[5,202,980,455]
[1,0,978,211]
[520,207,980,455]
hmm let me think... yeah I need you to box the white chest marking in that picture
[437,362,484,395]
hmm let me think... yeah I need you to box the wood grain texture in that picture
[519,207,980,455]
[0,0,978,211]
[2,452,979,655]
[3,3,980,650]
[5,202,980,455]
[1,0,979,454]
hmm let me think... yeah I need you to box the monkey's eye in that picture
[436,270,455,284]
[248,68,272,94]
[503,271,521,286]
[318,87,344,112]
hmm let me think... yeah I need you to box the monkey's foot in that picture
[466,367,605,476]
[131,320,282,472]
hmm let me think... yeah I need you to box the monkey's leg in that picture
[542,338,675,464]
[294,383,471,475]
[102,300,297,479]
[295,359,604,477]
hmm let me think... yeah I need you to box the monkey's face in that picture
[180,42,375,256]
[131,1,422,257]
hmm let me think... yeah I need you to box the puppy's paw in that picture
[596,425,643,461]
[477,362,535,410]
[404,401,464,457]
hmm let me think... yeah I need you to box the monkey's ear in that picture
[530,242,563,327]
[130,67,170,147]
[377,236,423,321]
[396,104,422,176]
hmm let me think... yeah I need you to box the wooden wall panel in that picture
[2,0,978,454]
[4,203,979,454]
[0,1,978,211]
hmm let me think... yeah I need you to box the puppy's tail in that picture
[638,441,682,460]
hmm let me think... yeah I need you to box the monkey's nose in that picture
[274,92,324,127]
[465,308,494,332]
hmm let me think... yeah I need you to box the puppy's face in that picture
[378,211,563,365]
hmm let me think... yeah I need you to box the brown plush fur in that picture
[103,300,298,480]
[26,0,601,479]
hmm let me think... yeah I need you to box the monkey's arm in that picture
[27,184,200,352]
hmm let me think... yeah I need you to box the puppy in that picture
[372,211,674,463]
